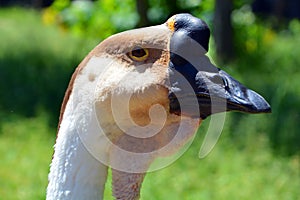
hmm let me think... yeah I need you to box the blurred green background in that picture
[0,0,299,199]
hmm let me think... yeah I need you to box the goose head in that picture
[85,13,270,153]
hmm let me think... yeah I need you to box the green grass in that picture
[141,122,300,200]
[0,115,299,199]
[0,115,55,200]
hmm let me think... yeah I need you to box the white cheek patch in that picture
[115,66,158,94]
[94,59,168,98]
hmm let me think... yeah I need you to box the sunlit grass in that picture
[0,115,55,200]
[1,115,298,200]
[141,132,300,200]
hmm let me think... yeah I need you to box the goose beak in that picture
[194,69,271,118]
[169,67,271,119]
[167,14,271,119]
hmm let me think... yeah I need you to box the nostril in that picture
[222,77,230,91]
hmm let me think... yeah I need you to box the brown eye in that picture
[129,46,149,62]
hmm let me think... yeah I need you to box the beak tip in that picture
[246,89,271,114]
[254,104,272,114]
[264,105,272,113]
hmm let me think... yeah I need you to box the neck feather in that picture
[47,93,108,200]
[47,56,113,200]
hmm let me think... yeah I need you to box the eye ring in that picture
[128,46,149,62]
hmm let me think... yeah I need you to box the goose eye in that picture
[128,46,149,62]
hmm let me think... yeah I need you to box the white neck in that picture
[47,57,114,199]
[46,93,108,200]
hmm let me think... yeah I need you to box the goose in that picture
[46,13,271,200]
